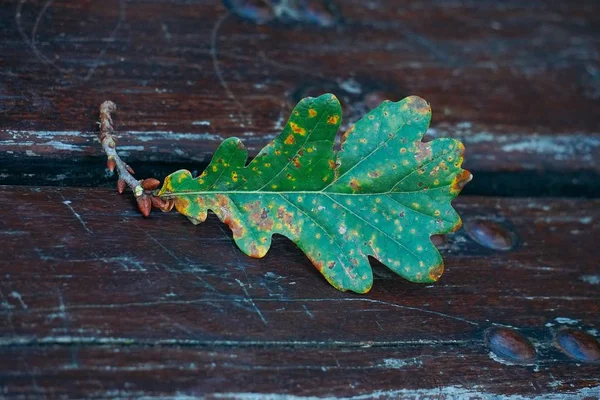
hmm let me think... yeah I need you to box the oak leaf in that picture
[158,94,471,293]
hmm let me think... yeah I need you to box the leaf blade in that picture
[158,94,471,293]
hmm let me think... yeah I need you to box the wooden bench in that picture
[1,1,598,398]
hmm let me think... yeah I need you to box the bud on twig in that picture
[99,101,174,218]
[117,179,126,194]
[107,157,116,172]
[142,178,161,190]
[136,195,152,217]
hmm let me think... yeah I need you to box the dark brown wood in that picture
[0,186,598,398]
[1,0,600,398]
[1,1,600,193]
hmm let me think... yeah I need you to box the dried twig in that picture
[98,101,169,217]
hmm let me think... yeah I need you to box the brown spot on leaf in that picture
[276,206,297,233]
[452,170,473,193]
[249,244,262,258]
[368,170,381,178]
[415,142,432,163]
[223,215,245,239]
[349,178,361,191]
[406,96,431,115]
[429,263,444,281]
[260,208,269,219]
[340,125,354,146]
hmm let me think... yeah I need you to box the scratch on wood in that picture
[10,292,27,310]
[209,12,249,126]
[61,199,92,234]
[0,289,17,335]
[17,0,126,81]
[273,298,480,327]
[235,279,268,325]
[47,289,67,321]
[302,304,314,319]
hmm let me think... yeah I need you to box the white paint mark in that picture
[192,120,211,126]
[581,275,600,285]
[211,385,600,400]
[338,78,362,94]
[381,358,422,369]
[161,22,171,42]
[42,140,82,151]
[488,351,518,366]
[554,317,580,325]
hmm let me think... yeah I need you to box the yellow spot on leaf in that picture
[327,115,339,125]
[284,134,295,145]
[308,108,317,118]
[289,122,306,135]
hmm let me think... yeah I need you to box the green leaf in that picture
[158,94,472,293]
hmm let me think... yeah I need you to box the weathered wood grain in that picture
[1,0,600,397]
[1,1,599,191]
[0,186,598,397]
[1,346,599,399]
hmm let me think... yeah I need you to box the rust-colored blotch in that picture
[486,327,536,363]
[555,328,600,363]
[428,263,444,281]
[464,218,516,251]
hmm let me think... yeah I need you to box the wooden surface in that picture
[0,187,599,399]
[1,0,599,398]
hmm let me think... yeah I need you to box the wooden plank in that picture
[0,186,598,397]
[1,346,599,399]
[1,1,599,188]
